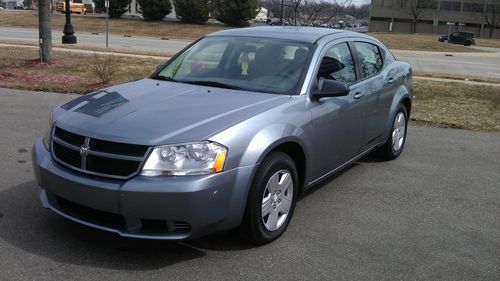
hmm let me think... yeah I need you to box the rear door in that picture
[351,41,393,149]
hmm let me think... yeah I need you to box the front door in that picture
[308,41,365,181]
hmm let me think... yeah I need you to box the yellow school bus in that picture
[55,1,87,14]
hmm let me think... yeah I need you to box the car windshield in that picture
[153,36,314,95]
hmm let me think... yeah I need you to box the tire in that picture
[240,152,298,245]
[464,40,472,46]
[377,104,408,160]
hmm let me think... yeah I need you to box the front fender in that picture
[208,96,312,226]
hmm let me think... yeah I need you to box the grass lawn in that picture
[412,80,500,131]
[0,47,498,131]
[0,11,227,40]
[369,32,498,52]
[0,47,162,94]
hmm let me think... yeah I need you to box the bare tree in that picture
[404,0,437,33]
[482,1,500,39]
[263,0,355,26]
[302,1,330,25]
[319,0,353,25]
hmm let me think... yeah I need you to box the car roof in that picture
[207,26,368,43]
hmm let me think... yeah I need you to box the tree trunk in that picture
[38,0,52,63]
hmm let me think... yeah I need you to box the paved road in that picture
[0,26,191,54]
[392,49,500,79]
[2,27,500,79]
[0,88,499,280]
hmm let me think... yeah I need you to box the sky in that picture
[352,0,370,6]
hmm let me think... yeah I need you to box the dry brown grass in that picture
[0,11,227,39]
[370,32,500,52]
[475,38,500,48]
[0,46,160,94]
[412,80,500,131]
[370,32,483,52]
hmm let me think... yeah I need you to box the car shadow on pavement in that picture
[0,181,220,270]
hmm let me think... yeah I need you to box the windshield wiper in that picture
[151,75,177,82]
[182,80,242,90]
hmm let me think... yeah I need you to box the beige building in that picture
[369,0,500,38]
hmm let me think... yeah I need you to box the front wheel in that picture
[240,152,298,245]
[377,104,408,160]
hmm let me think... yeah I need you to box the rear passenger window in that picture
[354,42,383,79]
[317,42,356,83]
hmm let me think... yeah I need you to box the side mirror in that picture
[311,79,350,101]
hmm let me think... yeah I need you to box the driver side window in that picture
[317,42,356,84]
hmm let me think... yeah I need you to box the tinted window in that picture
[317,42,356,83]
[354,42,383,78]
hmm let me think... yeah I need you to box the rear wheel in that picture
[240,152,298,245]
[377,104,408,160]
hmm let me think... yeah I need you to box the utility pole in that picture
[62,0,77,44]
[38,0,52,63]
[105,0,109,48]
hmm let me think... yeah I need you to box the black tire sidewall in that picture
[244,152,298,244]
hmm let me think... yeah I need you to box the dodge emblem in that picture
[80,145,90,157]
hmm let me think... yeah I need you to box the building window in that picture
[440,1,461,12]
[462,3,484,13]
[418,0,438,10]
[383,0,393,7]
[486,4,499,13]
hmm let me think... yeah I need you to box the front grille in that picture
[51,126,150,179]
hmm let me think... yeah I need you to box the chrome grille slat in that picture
[51,126,150,179]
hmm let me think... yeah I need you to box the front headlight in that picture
[42,114,53,150]
[141,141,227,176]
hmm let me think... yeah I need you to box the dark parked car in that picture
[32,27,413,244]
[438,31,476,46]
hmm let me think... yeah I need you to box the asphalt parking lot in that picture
[0,88,499,281]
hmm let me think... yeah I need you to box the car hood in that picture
[54,78,289,145]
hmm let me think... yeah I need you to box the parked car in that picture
[438,31,475,46]
[32,27,413,244]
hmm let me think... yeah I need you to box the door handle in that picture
[387,77,395,84]
[353,92,365,99]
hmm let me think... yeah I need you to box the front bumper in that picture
[32,138,255,240]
